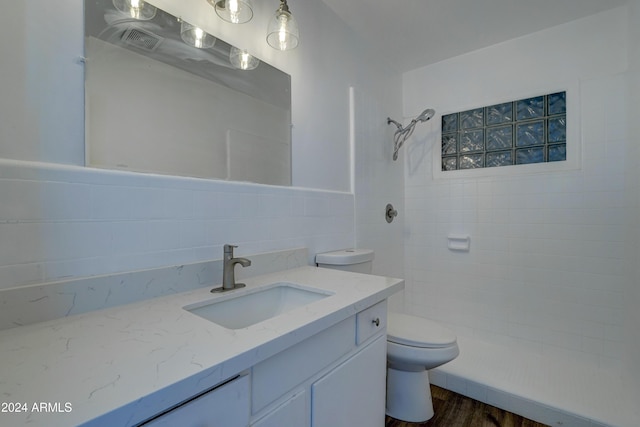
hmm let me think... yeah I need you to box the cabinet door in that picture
[251,390,307,427]
[311,335,386,427]
[143,374,250,427]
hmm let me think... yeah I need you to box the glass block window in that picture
[441,91,566,171]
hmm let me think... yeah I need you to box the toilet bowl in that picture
[386,312,459,422]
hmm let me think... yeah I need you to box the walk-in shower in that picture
[387,109,435,161]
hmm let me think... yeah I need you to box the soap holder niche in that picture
[448,235,470,252]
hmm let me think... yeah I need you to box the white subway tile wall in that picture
[400,4,637,395]
[0,161,354,290]
[404,73,631,369]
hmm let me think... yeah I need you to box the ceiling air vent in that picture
[121,27,164,51]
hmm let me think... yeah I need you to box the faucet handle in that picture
[224,244,237,254]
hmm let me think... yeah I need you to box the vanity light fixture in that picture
[112,0,156,20]
[230,47,259,70]
[180,22,216,49]
[210,0,254,24]
[266,0,299,51]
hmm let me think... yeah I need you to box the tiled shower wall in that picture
[0,160,354,291]
[402,6,632,369]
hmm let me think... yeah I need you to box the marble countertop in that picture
[0,266,403,427]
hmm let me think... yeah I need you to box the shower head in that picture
[416,108,435,123]
[387,108,436,161]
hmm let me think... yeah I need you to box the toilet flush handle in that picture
[372,318,380,327]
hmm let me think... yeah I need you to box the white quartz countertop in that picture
[0,266,403,427]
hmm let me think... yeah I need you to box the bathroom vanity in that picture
[0,264,402,427]
[145,299,387,427]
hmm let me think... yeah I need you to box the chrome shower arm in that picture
[387,117,404,130]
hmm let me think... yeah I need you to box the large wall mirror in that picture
[84,0,292,186]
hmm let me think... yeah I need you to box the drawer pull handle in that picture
[372,318,380,327]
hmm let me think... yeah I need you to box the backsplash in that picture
[0,247,309,330]
[0,159,354,291]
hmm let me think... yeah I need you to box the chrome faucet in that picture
[211,244,252,293]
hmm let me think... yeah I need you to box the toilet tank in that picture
[315,249,374,274]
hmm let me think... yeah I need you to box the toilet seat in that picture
[387,312,457,349]
[386,313,460,422]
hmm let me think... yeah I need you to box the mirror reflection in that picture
[85,0,292,186]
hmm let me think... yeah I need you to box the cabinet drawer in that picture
[142,373,249,427]
[251,389,306,427]
[356,300,387,345]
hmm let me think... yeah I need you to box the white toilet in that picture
[386,312,459,421]
[316,249,460,423]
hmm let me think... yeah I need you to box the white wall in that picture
[625,0,640,398]
[0,0,402,290]
[0,1,84,165]
[352,86,404,310]
[402,6,633,369]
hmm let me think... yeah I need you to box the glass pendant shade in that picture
[209,0,253,24]
[112,0,157,20]
[180,22,216,49]
[230,47,259,70]
[267,0,299,51]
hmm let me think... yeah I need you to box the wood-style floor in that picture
[385,385,549,427]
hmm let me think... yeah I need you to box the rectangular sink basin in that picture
[184,282,332,329]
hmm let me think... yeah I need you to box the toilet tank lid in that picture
[387,312,457,348]
[315,249,374,265]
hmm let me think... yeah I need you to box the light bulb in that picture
[240,52,249,68]
[228,0,240,23]
[113,0,156,20]
[194,28,205,48]
[277,15,288,49]
[210,0,253,24]
[230,47,259,70]
[180,22,216,49]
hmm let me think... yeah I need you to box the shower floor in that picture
[427,335,637,427]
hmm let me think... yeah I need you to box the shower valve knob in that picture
[385,204,398,223]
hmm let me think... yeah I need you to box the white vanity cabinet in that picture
[141,373,250,427]
[135,300,388,427]
[250,300,388,427]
